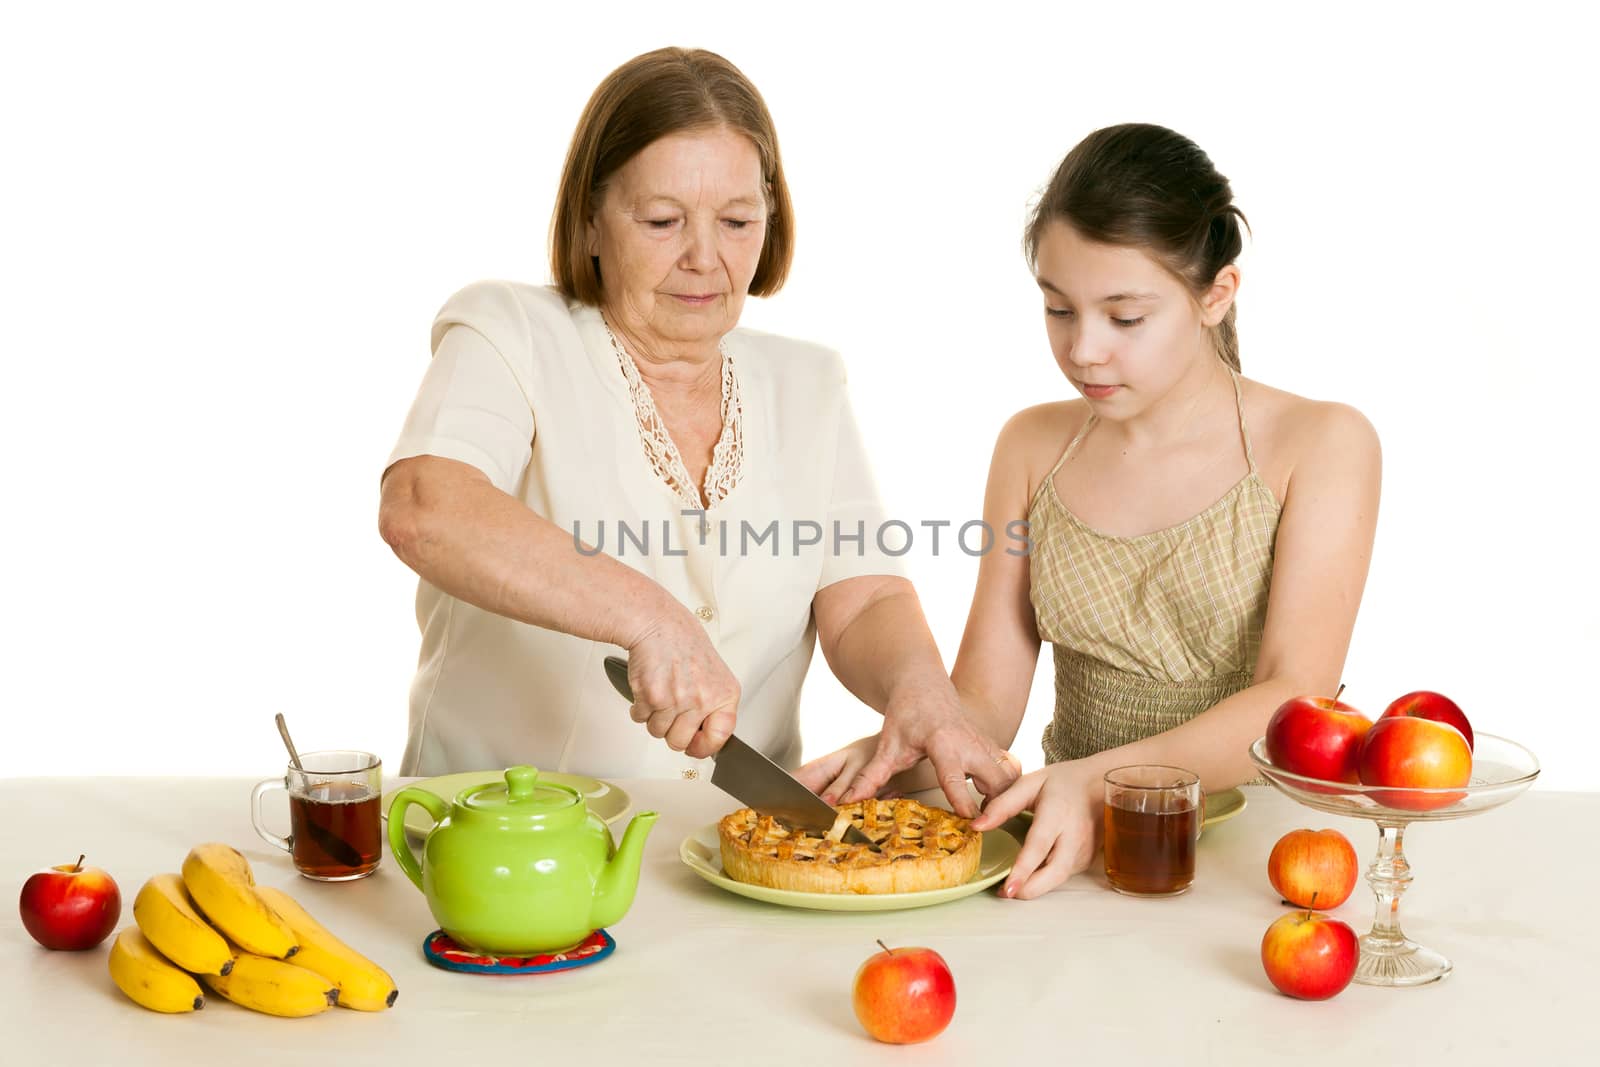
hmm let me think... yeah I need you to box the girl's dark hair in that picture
[1025,124,1249,370]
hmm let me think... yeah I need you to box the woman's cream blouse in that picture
[385,281,905,779]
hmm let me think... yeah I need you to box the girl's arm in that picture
[974,401,1382,899]
[948,406,1061,747]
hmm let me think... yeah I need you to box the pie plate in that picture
[381,771,632,839]
[679,822,1021,912]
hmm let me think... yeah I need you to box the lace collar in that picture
[601,317,744,510]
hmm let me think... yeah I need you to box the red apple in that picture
[1357,716,1472,810]
[1268,829,1359,909]
[1264,694,1373,784]
[1381,690,1473,751]
[18,855,122,951]
[852,940,955,1044]
[1260,905,1359,1000]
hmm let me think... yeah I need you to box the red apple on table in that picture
[1381,690,1474,751]
[1268,829,1359,909]
[852,940,956,1044]
[1264,693,1373,785]
[1357,716,1472,810]
[1260,904,1359,1000]
[18,855,122,951]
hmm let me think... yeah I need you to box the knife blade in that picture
[602,655,877,848]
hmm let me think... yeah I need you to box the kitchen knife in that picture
[602,655,877,848]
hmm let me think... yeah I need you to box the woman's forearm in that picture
[819,580,1028,799]
[379,457,680,648]
[817,580,948,713]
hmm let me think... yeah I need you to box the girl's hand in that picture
[971,762,1098,899]
[625,610,741,759]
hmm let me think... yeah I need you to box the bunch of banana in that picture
[108,841,398,1017]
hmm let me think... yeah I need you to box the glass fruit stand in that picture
[1247,734,1539,987]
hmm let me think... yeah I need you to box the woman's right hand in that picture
[624,610,741,760]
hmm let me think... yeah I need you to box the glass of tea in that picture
[251,750,383,881]
[1103,765,1201,897]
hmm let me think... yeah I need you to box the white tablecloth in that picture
[0,777,1587,1065]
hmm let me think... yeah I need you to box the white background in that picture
[3,2,1595,789]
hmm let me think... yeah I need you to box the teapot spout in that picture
[591,811,659,930]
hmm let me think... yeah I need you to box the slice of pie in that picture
[717,797,982,895]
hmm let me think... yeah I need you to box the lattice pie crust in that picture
[717,798,982,894]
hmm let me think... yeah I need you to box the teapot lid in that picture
[461,766,581,818]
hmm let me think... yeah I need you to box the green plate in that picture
[679,823,1020,912]
[1004,786,1248,835]
[381,771,632,837]
[1202,786,1247,828]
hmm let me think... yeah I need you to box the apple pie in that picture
[717,797,982,895]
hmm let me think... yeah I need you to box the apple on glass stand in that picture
[1358,716,1472,811]
[1264,690,1372,784]
[1381,690,1474,750]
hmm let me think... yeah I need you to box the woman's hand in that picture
[624,609,741,759]
[831,679,1020,818]
[794,735,884,804]
[970,761,1099,899]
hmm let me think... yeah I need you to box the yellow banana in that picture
[181,843,298,959]
[201,948,338,1018]
[257,886,398,1010]
[133,873,235,976]
[108,927,205,1013]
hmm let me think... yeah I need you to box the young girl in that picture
[798,123,1380,899]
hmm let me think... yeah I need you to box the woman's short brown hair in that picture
[550,48,795,306]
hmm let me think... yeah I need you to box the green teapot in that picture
[387,766,658,955]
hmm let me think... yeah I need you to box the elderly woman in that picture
[378,48,1015,814]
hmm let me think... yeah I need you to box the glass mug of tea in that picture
[251,750,383,881]
[1103,765,1202,897]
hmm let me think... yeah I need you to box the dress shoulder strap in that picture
[1229,368,1258,474]
[1050,411,1097,479]
[1030,410,1096,510]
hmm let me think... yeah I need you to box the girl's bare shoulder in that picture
[1240,378,1380,488]
[991,400,1093,502]
[997,400,1091,457]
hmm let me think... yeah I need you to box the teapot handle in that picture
[386,787,449,892]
